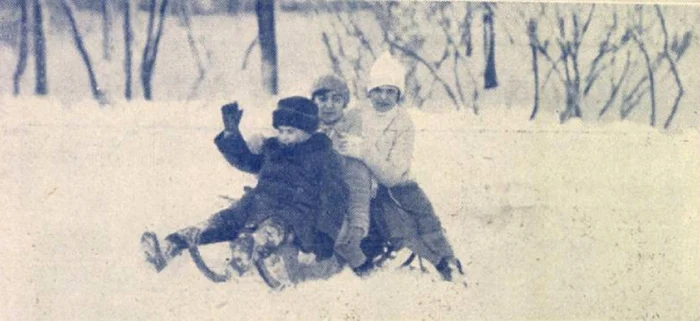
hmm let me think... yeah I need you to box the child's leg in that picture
[388,183,455,266]
[142,199,249,271]
[164,203,248,256]
[335,158,372,268]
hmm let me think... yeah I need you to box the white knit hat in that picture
[367,52,405,96]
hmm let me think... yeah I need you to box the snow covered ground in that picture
[0,97,698,320]
[0,4,699,320]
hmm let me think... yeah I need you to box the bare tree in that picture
[527,19,539,120]
[61,0,105,102]
[256,0,278,95]
[461,2,474,57]
[140,0,170,100]
[123,0,133,99]
[12,0,29,96]
[177,0,211,100]
[316,2,482,111]
[241,36,258,70]
[629,30,655,126]
[527,4,597,123]
[597,50,632,119]
[482,3,498,89]
[33,0,48,95]
[616,5,691,128]
[655,5,685,130]
[102,0,114,60]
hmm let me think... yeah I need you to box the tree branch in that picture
[61,0,105,103]
[599,50,631,118]
[627,32,655,125]
[655,5,685,129]
[388,40,461,110]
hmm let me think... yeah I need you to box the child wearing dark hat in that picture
[140,96,348,288]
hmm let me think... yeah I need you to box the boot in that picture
[140,231,167,272]
[228,233,256,276]
[436,256,467,287]
[351,259,376,278]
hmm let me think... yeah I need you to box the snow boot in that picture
[436,256,467,287]
[141,231,167,272]
[351,259,376,278]
[229,233,256,276]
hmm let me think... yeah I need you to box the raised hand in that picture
[221,102,244,133]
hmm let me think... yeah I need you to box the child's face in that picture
[277,126,312,145]
[369,86,400,112]
[313,90,347,125]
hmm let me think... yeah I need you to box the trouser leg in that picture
[164,199,249,256]
[388,184,455,265]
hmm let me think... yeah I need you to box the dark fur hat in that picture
[273,96,320,133]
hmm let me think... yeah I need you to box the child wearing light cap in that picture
[311,74,373,272]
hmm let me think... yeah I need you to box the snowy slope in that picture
[0,97,698,320]
[0,4,699,320]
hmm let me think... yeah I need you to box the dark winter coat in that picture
[214,131,348,259]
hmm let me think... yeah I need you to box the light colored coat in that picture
[359,105,415,187]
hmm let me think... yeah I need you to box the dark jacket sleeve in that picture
[314,149,349,243]
[214,131,263,174]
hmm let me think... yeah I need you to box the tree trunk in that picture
[527,19,539,120]
[123,0,133,99]
[33,0,48,95]
[13,0,29,96]
[256,0,278,95]
[462,2,473,57]
[61,0,104,102]
[482,5,498,89]
[562,84,582,122]
[228,0,241,14]
[140,0,169,100]
[102,0,113,60]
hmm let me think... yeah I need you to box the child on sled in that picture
[339,53,466,283]
[140,96,349,287]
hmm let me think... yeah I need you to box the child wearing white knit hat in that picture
[340,52,467,284]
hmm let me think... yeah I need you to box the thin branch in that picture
[577,4,596,48]
[599,50,631,118]
[628,32,655,125]
[528,19,540,120]
[180,0,209,100]
[536,45,566,84]
[241,36,258,70]
[388,40,461,110]
[656,5,685,129]
[321,32,343,77]
[61,0,105,103]
[584,12,621,95]
[12,0,29,95]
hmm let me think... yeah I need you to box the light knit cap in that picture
[367,52,405,96]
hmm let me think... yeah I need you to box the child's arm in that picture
[214,102,264,174]
[214,131,263,174]
[341,158,371,236]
